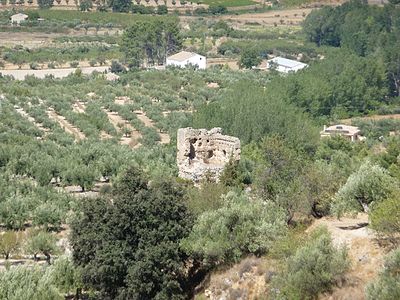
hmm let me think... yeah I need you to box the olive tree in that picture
[271,227,350,299]
[26,230,59,264]
[0,231,21,259]
[331,160,398,218]
[181,191,287,265]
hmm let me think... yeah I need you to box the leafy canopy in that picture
[181,191,287,265]
[70,166,193,299]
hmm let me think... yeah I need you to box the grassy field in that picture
[193,0,257,7]
[32,10,175,27]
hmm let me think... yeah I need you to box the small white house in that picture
[320,124,364,142]
[166,51,206,70]
[267,57,308,73]
[11,13,28,25]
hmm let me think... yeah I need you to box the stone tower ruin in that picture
[177,127,241,182]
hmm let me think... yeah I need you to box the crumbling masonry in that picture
[177,127,241,182]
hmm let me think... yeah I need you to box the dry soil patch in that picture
[14,106,49,134]
[134,110,170,144]
[308,214,386,300]
[47,108,85,141]
[103,108,142,148]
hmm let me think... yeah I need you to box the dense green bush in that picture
[0,231,21,259]
[370,195,400,237]
[181,191,287,265]
[366,248,400,300]
[194,80,319,152]
[0,266,62,300]
[70,166,193,299]
[271,227,350,299]
[26,230,59,264]
[121,17,181,67]
[331,160,398,217]
[0,256,82,300]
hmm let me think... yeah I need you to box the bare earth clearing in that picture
[202,214,387,300]
[72,101,86,114]
[134,110,171,144]
[179,8,313,27]
[102,108,142,148]
[207,57,239,70]
[221,8,313,25]
[308,214,386,300]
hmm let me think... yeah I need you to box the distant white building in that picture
[11,13,28,25]
[320,124,363,142]
[267,57,308,73]
[166,51,206,70]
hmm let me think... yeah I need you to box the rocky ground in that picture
[199,214,388,300]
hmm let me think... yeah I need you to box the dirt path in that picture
[14,106,49,134]
[47,108,85,141]
[308,214,386,300]
[114,96,131,105]
[134,110,170,144]
[72,101,86,114]
[340,113,400,125]
[103,108,142,148]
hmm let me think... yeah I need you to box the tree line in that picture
[303,0,400,97]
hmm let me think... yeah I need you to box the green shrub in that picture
[89,59,97,67]
[181,191,287,265]
[26,230,59,264]
[332,160,398,218]
[184,181,227,216]
[29,62,39,70]
[366,248,400,300]
[0,256,82,300]
[37,0,54,9]
[157,5,168,15]
[271,227,350,300]
[47,62,57,68]
[0,231,21,259]
[0,266,62,300]
[70,61,79,68]
[370,195,400,237]
[110,60,125,73]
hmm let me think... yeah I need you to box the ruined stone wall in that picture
[177,127,240,182]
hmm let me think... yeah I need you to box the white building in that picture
[166,51,206,70]
[267,57,308,73]
[320,124,363,142]
[11,13,28,25]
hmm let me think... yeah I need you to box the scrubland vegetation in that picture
[0,0,400,299]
